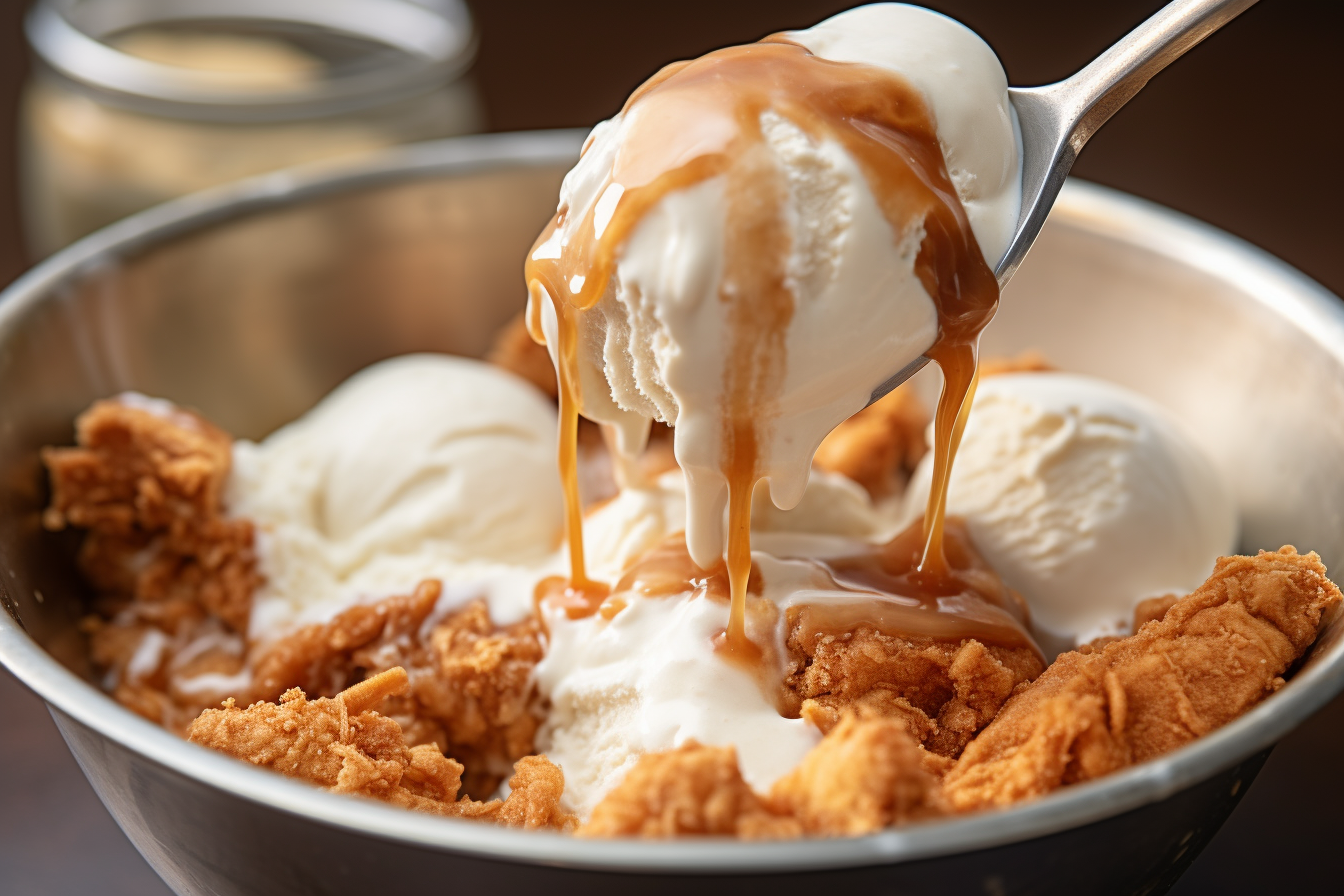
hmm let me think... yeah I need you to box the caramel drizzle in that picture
[525,38,1000,652]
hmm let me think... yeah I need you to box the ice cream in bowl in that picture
[1,4,1342,894]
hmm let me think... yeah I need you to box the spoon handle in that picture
[1051,0,1259,151]
[995,0,1258,287]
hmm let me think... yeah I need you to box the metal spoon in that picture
[870,0,1258,404]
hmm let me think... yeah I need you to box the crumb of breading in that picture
[813,384,928,498]
[943,548,1342,811]
[770,713,947,834]
[188,667,575,829]
[43,395,260,632]
[578,742,800,839]
[1133,594,1180,630]
[487,311,558,399]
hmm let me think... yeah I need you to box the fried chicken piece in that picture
[1133,594,1180,629]
[578,742,800,839]
[250,580,443,701]
[44,396,230,534]
[788,626,1039,760]
[486,310,558,399]
[784,517,1044,760]
[978,350,1055,378]
[943,548,1343,811]
[580,714,946,839]
[188,667,575,829]
[43,395,259,632]
[83,611,249,734]
[770,713,947,834]
[250,586,545,796]
[413,600,546,777]
[813,384,928,498]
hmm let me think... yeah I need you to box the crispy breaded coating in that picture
[487,310,558,399]
[786,620,1042,760]
[578,742,800,839]
[580,716,946,839]
[493,755,575,829]
[188,668,575,829]
[189,671,422,792]
[1133,594,1180,630]
[943,548,1343,811]
[813,384,928,498]
[414,600,546,776]
[251,586,544,796]
[84,613,250,734]
[784,516,1044,760]
[250,580,443,701]
[799,691,954,778]
[770,714,946,834]
[43,396,259,631]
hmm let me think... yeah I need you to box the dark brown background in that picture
[1,1,1341,893]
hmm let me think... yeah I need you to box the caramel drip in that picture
[524,38,999,654]
[564,524,1037,656]
[808,516,1037,654]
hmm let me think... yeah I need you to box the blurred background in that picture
[0,1,1340,893]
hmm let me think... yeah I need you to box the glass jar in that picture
[20,0,482,257]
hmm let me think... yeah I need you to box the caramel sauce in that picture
[533,574,611,622]
[524,37,1000,655]
[798,516,1038,654]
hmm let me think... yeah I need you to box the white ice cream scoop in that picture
[867,0,1257,406]
[903,373,1238,647]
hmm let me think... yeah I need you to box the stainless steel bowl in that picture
[2,131,1342,896]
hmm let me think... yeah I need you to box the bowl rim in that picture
[3,129,1344,874]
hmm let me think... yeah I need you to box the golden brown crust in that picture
[579,714,945,839]
[812,384,928,498]
[769,713,947,834]
[1133,594,1180,630]
[188,668,575,829]
[486,311,558,400]
[250,580,443,702]
[43,397,260,632]
[943,548,1342,811]
[416,600,547,777]
[785,621,1043,760]
[249,587,545,798]
[577,742,801,839]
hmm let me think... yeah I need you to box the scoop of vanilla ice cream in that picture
[228,354,564,638]
[904,373,1238,645]
[535,3,1021,571]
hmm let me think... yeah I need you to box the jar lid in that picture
[26,0,477,122]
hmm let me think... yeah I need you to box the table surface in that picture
[2,1,1341,893]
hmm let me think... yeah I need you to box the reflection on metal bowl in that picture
[1,131,1342,896]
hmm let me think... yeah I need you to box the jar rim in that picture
[26,0,477,122]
